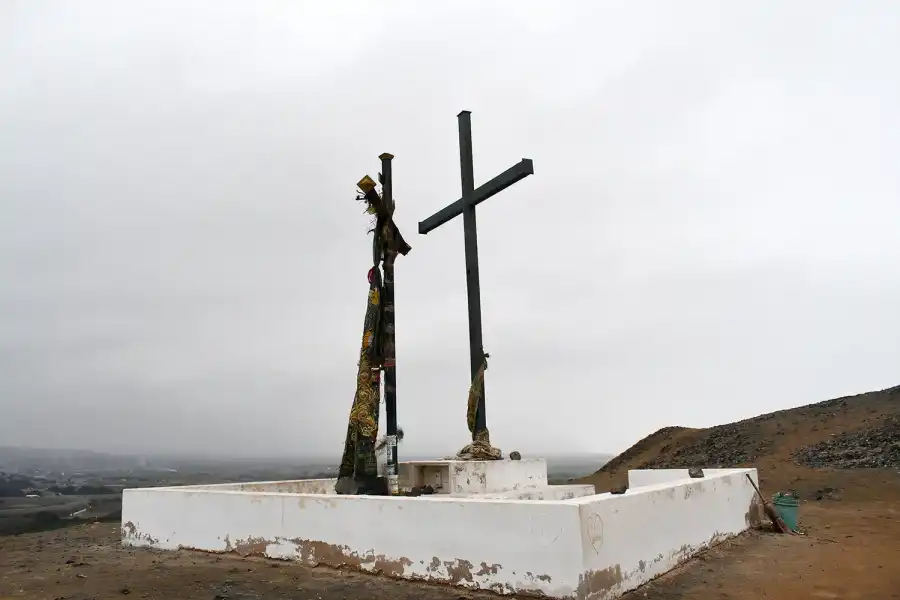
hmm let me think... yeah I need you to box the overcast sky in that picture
[1,1,899,459]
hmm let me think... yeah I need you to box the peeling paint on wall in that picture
[577,564,623,600]
[122,467,759,600]
[121,521,158,545]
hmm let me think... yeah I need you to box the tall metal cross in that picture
[418,110,534,434]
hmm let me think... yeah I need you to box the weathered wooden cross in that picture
[418,110,534,435]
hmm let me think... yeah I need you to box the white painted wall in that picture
[121,468,760,600]
[176,479,338,494]
[400,459,548,494]
[473,458,547,493]
[463,484,595,501]
[167,478,592,501]
[574,469,760,600]
[122,488,585,597]
[627,468,738,488]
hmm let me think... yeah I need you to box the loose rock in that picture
[794,416,900,469]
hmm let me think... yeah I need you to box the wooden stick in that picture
[745,474,791,533]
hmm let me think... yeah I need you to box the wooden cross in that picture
[418,110,534,434]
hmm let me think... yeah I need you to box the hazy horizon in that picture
[2,1,899,459]
[0,444,614,462]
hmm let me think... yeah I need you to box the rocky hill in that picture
[581,384,900,500]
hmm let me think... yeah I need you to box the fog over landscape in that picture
[2,1,899,460]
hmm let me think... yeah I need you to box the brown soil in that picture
[0,523,505,600]
[2,386,900,599]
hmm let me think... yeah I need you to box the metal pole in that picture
[379,152,400,495]
[457,111,487,433]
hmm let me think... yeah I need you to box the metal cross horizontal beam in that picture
[417,158,534,235]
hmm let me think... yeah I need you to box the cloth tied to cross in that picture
[450,355,502,461]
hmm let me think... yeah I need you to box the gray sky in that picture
[2,1,899,459]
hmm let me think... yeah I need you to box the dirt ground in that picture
[1,473,898,600]
[637,482,900,600]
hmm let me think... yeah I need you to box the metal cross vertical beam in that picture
[457,112,487,432]
[418,110,534,436]
[379,152,400,495]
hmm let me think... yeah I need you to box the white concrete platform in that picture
[122,462,763,600]
[399,458,548,494]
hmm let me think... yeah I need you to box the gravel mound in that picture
[587,384,900,484]
[794,415,900,469]
[599,426,688,473]
[639,422,772,469]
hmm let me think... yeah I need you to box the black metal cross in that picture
[418,110,534,434]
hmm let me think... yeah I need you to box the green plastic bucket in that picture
[772,492,800,531]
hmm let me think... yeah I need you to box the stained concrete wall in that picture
[399,459,548,494]
[122,468,759,600]
[574,468,761,600]
[122,488,586,597]
[456,458,548,493]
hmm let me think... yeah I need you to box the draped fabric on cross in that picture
[336,282,384,482]
[454,356,502,461]
[336,174,411,492]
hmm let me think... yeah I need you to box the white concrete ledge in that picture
[171,479,338,494]
[627,468,741,488]
[468,484,596,500]
[169,478,594,500]
[122,468,762,600]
